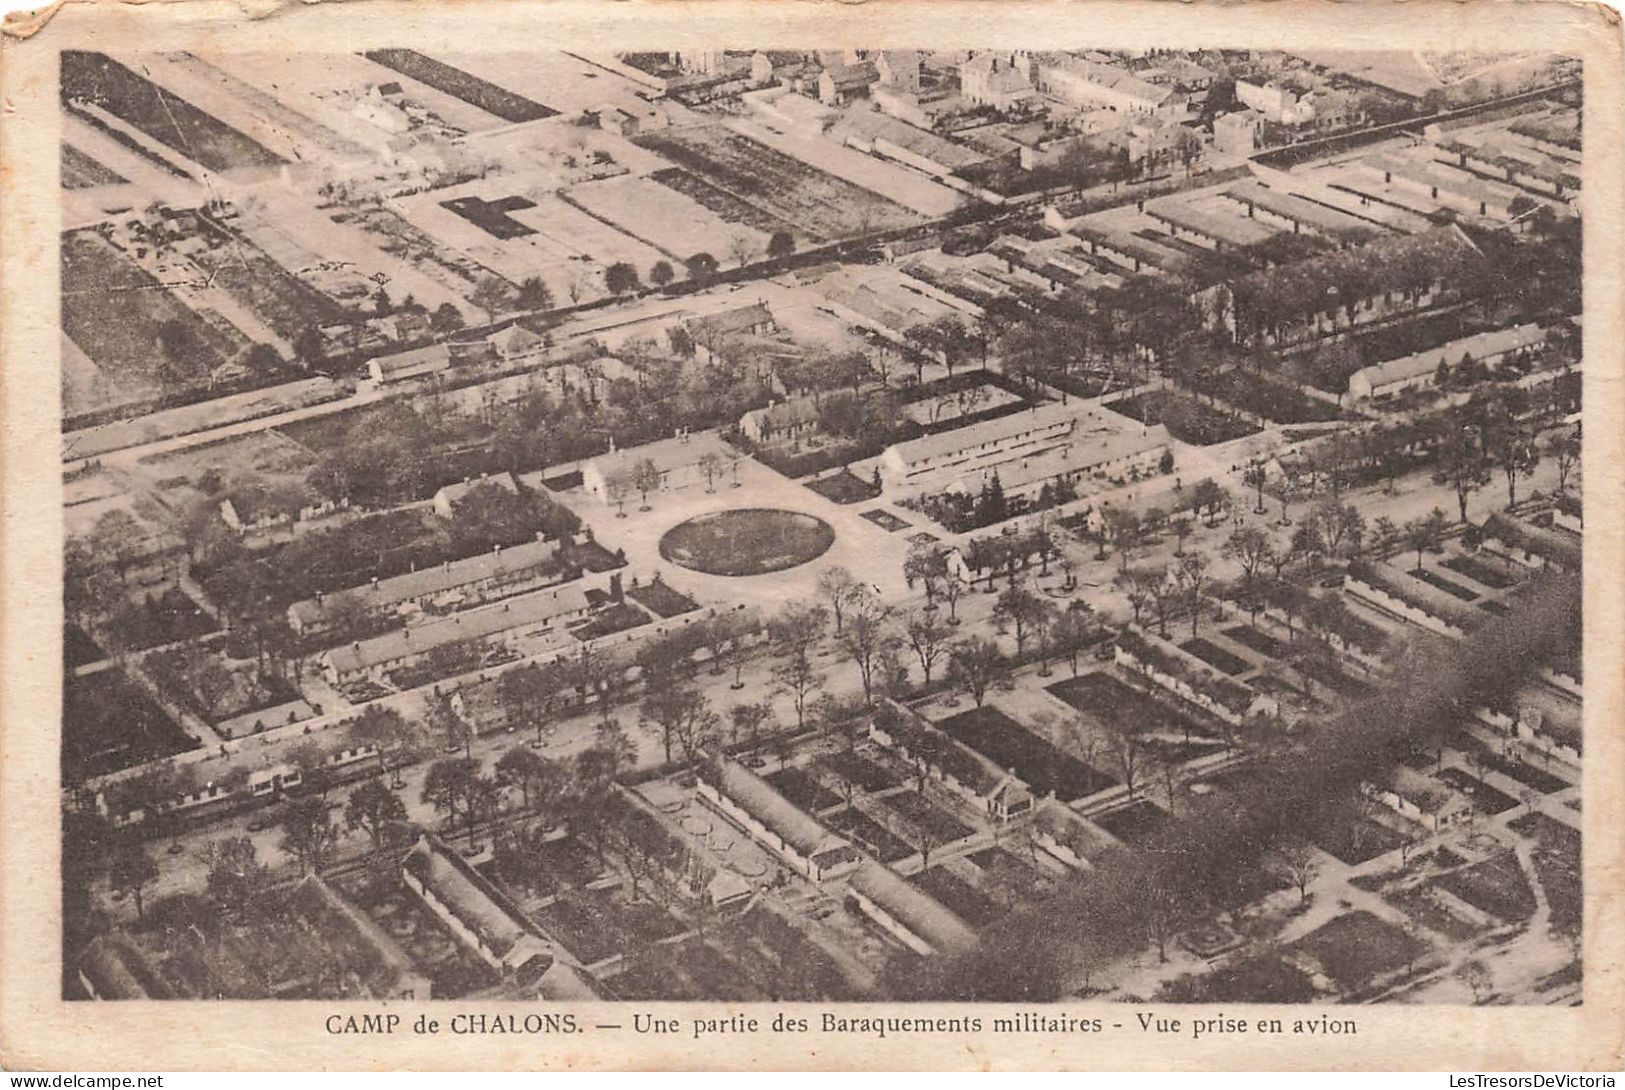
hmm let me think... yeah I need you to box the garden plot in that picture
[635,124,924,242]
[61,144,126,189]
[725,115,962,219]
[901,382,1023,427]
[433,52,654,117]
[937,705,1116,803]
[362,50,557,123]
[61,230,245,396]
[1289,911,1428,995]
[568,174,767,262]
[223,51,508,137]
[246,191,480,322]
[62,333,150,421]
[121,51,372,164]
[61,52,285,174]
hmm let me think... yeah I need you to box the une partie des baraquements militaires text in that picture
[324,1009,1361,1042]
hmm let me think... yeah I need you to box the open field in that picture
[122,51,373,164]
[61,52,285,173]
[649,168,801,238]
[430,52,655,117]
[724,114,963,219]
[1289,911,1427,993]
[635,124,923,242]
[1432,852,1536,923]
[61,144,126,189]
[61,230,246,395]
[568,174,768,262]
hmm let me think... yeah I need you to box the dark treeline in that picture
[887,572,1581,1000]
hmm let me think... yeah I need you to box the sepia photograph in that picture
[3,0,1620,1071]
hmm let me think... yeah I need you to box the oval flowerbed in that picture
[659,508,835,576]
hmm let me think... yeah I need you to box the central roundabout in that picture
[658,508,836,577]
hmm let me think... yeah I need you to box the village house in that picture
[321,582,596,684]
[402,835,597,996]
[946,420,1173,505]
[739,397,822,445]
[846,862,978,957]
[1346,323,1547,400]
[959,52,1035,110]
[581,431,737,506]
[874,50,925,92]
[1113,627,1279,727]
[1222,180,1381,245]
[366,342,452,386]
[1344,562,1476,640]
[286,536,565,637]
[1364,769,1475,831]
[678,301,778,362]
[1033,55,1185,119]
[1213,110,1267,157]
[818,61,880,107]
[432,471,521,519]
[486,322,546,363]
[696,755,862,882]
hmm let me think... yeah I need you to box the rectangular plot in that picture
[938,705,1116,802]
[363,49,557,122]
[910,866,1001,927]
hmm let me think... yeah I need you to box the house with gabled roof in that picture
[696,755,861,882]
[402,834,598,997]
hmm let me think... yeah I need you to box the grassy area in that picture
[659,509,835,577]
[910,865,1001,927]
[1222,623,1284,657]
[1441,552,1521,590]
[1047,672,1207,743]
[63,667,198,782]
[879,790,974,844]
[938,704,1117,802]
[193,233,349,343]
[1290,910,1427,993]
[1434,768,1518,814]
[1312,815,1405,866]
[1191,368,1345,424]
[1180,636,1252,676]
[61,230,243,392]
[1105,389,1262,446]
[825,805,913,862]
[860,509,911,532]
[818,750,900,794]
[64,623,105,668]
[625,579,699,618]
[766,766,843,814]
[1158,954,1319,1002]
[571,601,652,642]
[1092,800,1171,844]
[61,144,126,188]
[1433,851,1536,923]
[805,470,881,505]
[120,586,218,651]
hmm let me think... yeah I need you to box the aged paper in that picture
[1,0,1621,1071]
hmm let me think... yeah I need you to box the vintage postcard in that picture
[0,0,1620,1072]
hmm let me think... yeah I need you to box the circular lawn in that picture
[659,508,835,576]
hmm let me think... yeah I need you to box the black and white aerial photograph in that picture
[57,45,1584,1008]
